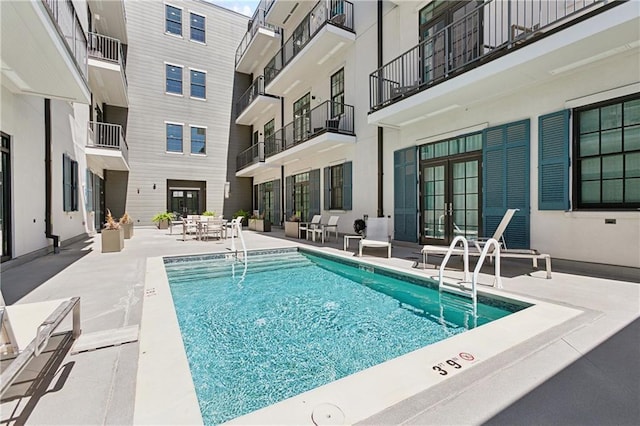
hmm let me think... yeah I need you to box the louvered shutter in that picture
[309,169,320,221]
[285,175,293,218]
[393,147,417,242]
[539,110,570,210]
[342,161,352,210]
[273,179,281,225]
[63,154,71,212]
[482,120,530,249]
[324,166,330,209]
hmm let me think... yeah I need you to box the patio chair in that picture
[308,215,340,243]
[323,215,340,241]
[299,215,322,240]
[421,208,518,267]
[358,217,391,258]
[201,217,225,241]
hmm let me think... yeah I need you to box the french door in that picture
[170,189,200,217]
[1,133,11,262]
[293,93,310,143]
[421,153,481,245]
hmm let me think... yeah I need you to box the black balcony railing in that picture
[88,122,129,163]
[264,0,354,86]
[369,0,606,111]
[236,76,278,118]
[264,101,354,158]
[88,32,128,87]
[41,0,88,80]
[237,142,265,171]
[235,8,281,67]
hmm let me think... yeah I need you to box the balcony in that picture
[368,0,637,127]
[86,0,127,42]
[1,0,89,103]
[262,0,316,28]
[236,101,356,176]
[235,8,281,74]
[236,76,280,125]
[88,33,128,107]
[264,0,355,96]
[86,122,129,172]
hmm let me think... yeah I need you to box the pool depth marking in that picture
[431,351,478,377]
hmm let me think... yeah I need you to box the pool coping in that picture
[133,247,583,425]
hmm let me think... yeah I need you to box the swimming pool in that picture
[164,248,527,424]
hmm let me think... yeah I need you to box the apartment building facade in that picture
[0,0,116,264]
[234,0,639,267]
[124,0,250,224]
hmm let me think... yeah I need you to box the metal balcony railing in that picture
[260,0,275,15]
[235,9,281,67]
[237,142,265,171]
[369,0,607,111]
[264,0,355,86]
[264,101,354,158]
[41,0,88,79]
[88,32,128,87]
[236,76,278,118]
[87,122,129,163]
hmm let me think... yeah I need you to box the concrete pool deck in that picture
[1,227,639,425]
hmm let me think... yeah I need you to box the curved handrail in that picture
[472,238,502,291]
[438,236,471,285]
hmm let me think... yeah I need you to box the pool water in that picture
[164,249,523,425]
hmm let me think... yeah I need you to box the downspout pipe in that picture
[45,99,60,254]
[377,0,384,218]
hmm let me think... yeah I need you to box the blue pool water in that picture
[164,249,526,425]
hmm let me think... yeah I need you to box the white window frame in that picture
[188,10,206,44]
[165,62,184,96]
[165,121,185,154]
[189,125,208,156]
[164,3,183,38]
[189,67,207,100]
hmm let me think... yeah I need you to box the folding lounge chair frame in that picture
[299,215,322,240]
[358,217,392,258]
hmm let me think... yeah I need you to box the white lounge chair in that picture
[308,215,340,243]
[300,215,322,240]
[359,217,391,258]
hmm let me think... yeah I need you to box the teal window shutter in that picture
[393,147,417,242]
[482,120,530,249]
[309,169,320,219]
[63,154,71,212]
[539,110,570,210]
[85,169,93,211]
[71,160,78,211]
[285,175,293,218]
[257,183,264,214]
[323,166,330,209]
[273,179,281,225]
[342,161,352,210]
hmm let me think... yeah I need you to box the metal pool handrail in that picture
[1,297,81,396]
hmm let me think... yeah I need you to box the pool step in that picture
[165,253,314,282]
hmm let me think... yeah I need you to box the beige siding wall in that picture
[125,0,249,224]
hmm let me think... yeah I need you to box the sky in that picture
[209,0,260,17]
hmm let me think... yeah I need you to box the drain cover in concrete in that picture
[311,403,345,425]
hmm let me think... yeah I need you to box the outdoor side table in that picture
[343,235,363,251]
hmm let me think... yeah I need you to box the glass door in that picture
[170,189,200,217]
[421,154,481,245]
[293,93,310,143]
[1,133,11,262]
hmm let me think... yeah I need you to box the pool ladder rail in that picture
[438,236,503,307]
[230,219,248,282]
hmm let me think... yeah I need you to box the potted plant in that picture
[233,209,249,226]
[248,212,271,232]
[102,209,124,253]
[202,210,216,217]
[285,213,301,238]
[152,212,174,229]
[119,212,134,239]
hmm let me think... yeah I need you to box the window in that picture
[63,154,78,212]
[166,64,183,94]
[191,126,206,154]
[293,93,310,142]
[190,12,205,43]
[190,69,206,99]
[166,123,183,152]
[574,94,640,209]
[85,169,94,211]
[330,68,344,117]
[293,172,310,221]
[324,162,352,210]
[166,5,182,36]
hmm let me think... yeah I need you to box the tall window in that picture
[166,123,183,152]
[293,93,310,142]
[324,162,352,210]
[329,164,343,209]
[63,154,78,212]
[190,12,205,43]
[293,172,310,221]
[166,5,182,36]
[264,119,275,141]
[575,95,640,209]
[166,64,183,94]
[331,68,344,116]
[191,126,206,154]
[190,69,206,99]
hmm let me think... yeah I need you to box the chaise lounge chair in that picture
[359,217,392,258]
[421,208,552,278]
